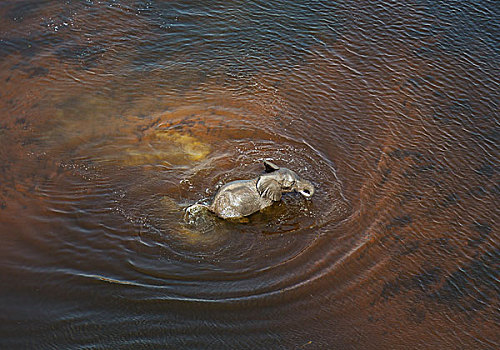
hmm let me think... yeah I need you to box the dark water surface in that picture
[1,1,498,348]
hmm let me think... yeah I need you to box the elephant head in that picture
[256,160,315,202]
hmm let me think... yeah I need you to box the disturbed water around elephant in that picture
[0,1,498,349]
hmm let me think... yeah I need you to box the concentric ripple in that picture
[2,0,497,348]
[30,99,350,301]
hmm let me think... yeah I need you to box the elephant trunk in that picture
[295,180,315,199]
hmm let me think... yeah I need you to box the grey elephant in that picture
[187,160,315,219]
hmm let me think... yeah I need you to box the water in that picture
[0,1,498,348]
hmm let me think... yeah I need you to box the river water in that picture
[0,1,498,349]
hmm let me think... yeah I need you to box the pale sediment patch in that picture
[121,130,211,166]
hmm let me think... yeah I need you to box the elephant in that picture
[187,160,315,219]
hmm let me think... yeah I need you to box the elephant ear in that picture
[263,160,280,173]
[257,176,282,201]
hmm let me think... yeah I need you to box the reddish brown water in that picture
[1,1,498,349]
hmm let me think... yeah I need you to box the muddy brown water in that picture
[0,1,498,349]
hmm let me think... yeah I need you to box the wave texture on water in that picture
[0,0,498,349]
